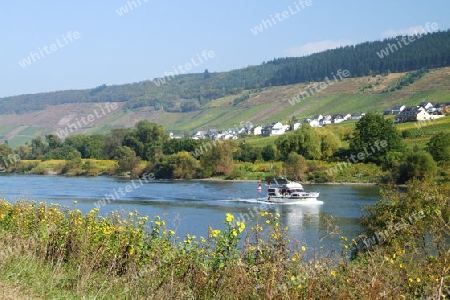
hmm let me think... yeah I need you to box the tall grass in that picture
[0,179,449,299]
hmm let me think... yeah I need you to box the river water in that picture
[0,174,380,253]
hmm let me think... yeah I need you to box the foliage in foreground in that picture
[0,179,449,299]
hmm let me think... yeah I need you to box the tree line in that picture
[0,115,448,183]
[1,31,449,114]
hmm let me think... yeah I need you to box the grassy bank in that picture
[0,179,449,299]
[230,161,385,183]
[10,159,385,184]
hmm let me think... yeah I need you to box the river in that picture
[0,174,380,253]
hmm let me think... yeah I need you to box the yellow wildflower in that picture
[330,270,337,277]
[211,229,220,238]
[226,213,234,223]
[236,221,245,232]
[301,246,306,251]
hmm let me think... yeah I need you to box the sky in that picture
[1,0,449,98]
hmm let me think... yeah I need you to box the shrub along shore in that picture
[6,158,386,184]
[0,178,449,299]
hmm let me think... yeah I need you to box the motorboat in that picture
[266,177,320,203]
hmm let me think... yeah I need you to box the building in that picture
[261,122,287,136]
[383,105,406,115]
[395,106,445,123]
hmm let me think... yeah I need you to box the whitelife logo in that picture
[18,31,81,68]
[250,0,312,35]
[376,22,439,59]
[153,50,215,87]
[115,0,150,16]
[55,102,118,139]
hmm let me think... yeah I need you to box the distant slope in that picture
[1,30,450,115]
[1,67,449,147]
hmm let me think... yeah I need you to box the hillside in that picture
[1,30,450,147]
[1,67,449,147]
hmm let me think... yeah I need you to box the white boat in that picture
[266,177,320,203]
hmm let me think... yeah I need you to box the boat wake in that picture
[219,198,324,205]
[218,198,266,204]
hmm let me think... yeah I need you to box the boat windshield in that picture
[273,178,288,185]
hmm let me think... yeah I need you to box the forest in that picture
[1,30,449,115]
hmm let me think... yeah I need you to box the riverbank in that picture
[0,178,448,299]
[6,159,387,185]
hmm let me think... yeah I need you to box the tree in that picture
[133,121,169,161]
[235,143,261,163]
[30,136,47,159]
[349,113,402,163]
[45,135,62,149]
[200,141,236,177]
[163,138,201,155]
[321,133,341,159]
[64,135,105,159]
[262,144,278,161]
[282,152,307,181]
[64,157,83,175]
[83,160,100,176]
[398,151,437,183]
[103,128,132,159]
[166,151,200,179]
[116,146,140,173]
[204,69,211,79]
[427,132,450,162]
[0,143,13,158]
[47,146,81,160]
[275,124,322,160]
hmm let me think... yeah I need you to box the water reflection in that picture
[0,175,380,253]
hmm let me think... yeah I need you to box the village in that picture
[180,101,449,141]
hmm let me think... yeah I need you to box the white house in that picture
[342,114,352,120]
[419,102,434,111]
[332,114,345,124]
[383,105,406,115]
[252,125,262,135]
[292,122,302,130]
[261,122,287,136]
[395,106,445,123]
[271,122,286,135]
[351,113,365,120]
[320,119,332,126]
[312,115,323,122]
[305,119,321,128]
[192,131,206,139]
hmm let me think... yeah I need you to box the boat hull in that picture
[267,193,320,203]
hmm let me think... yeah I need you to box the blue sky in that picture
[1,0,449,98]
